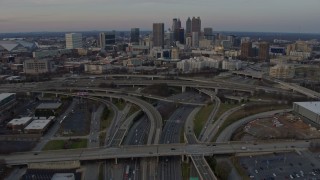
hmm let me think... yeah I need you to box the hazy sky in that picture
[0,0,319,33]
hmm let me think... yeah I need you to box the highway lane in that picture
[1,140,311,165]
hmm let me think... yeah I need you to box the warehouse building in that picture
[35,103,62,117]
[24,116,55,134]
[293,102,320,125]
[7,117,32,132]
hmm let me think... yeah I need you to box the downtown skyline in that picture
[0,0,320,33]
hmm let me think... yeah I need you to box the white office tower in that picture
[65,33,82,49]
[192,32,199,48]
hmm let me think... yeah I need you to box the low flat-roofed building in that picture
[293,101,320,125]
[35,103,62,117]
[51,173,75,180]
[0,93,16,117]
[24,116,55,134]
[7,117,32,132]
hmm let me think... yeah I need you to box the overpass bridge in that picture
[1,140,310,166]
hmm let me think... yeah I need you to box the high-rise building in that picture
[192,32,199,48]
[99,31,116,50]
[153,23,165,48]
[65,33,82,49]
[186,17,192,36]
[240,41,253,59]
[172,18,182,42]
[178,28,185,44]
[258,42,270,61]
[191,17,201,34]
[130,28,140,44]
[204,27,213,41]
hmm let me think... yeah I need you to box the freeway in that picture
[1,140,311,165]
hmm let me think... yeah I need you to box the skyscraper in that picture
[153,23,165,48]
[130,28,140,44]
[258,42,270,61]
[65,33,82,49]
[186,17,192,36]
[99,31,116,50]
[191,17,201,34]
[192,32,199,48]
[204,27,213,41]
[178,28,185,44]
[172,18,182,42]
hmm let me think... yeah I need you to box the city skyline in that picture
[0,0,320,33]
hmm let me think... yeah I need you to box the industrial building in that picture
[24,116,55,134]
[293,102,320,125]
[0,93,17,122]
[7,117,32,132]
[35,103,62,117]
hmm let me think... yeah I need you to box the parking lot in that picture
[239,151,320,179]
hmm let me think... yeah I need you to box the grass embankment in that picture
[230,156,250,180]
[213,104,291,141]
[100,107,114,131]
[43,139,87,151]
[127,104,140,117]
[181,162,190,180]
[193,104,214,137]
[99,106,114,146]
[214,103,239,121]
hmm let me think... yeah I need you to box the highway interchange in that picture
[0,74,319,180]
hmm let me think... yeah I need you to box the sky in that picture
[0,0,319,33]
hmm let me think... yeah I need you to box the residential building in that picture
[240,41,253,59]
[258,42,270,61]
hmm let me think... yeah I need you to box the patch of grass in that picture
[180,129,185,143]
[100,107,114,131]
[213,104,290,141]
[127,104,140,117]
[99,163,104,180]
[194,104,214,137]
[99,132,106,147]
[113,100,126,110]
[181,162,190,180]
[43,139,87,151]
[214,103,239,121]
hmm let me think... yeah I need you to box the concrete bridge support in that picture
[210,96,214,102]
[215,88,218,94]
[115,158,118,164]
[41,92,44,98]
[182,86,186,93]
[181,155,189,163]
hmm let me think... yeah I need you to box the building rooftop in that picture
[51,173,75,180]
[295,101,320,114]
[0,93,16,102]
[36,103,62,110]
[24,120,51,130]
[7,117,32,126]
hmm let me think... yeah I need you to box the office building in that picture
[269,64,295,79]
[293,102,320,125]
[23,59,53,75]
[99,31,116,50]
[192,32,199,48]
[222,59,242,70]
[65,33,82,49]
[240,41,253,59]
[204,28,213,40]
[191,17,201,34]
[178,28,185,44]
[186,17,192,36]
[258,42,270,61]
[153,23,165,48]
[130,28,140,44]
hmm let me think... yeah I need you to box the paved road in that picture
[33,99,77,151]
[1,140,311,165]
[216,109,292,142]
